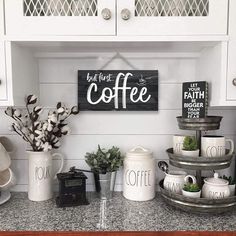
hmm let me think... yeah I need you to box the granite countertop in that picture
[0,192,236,231]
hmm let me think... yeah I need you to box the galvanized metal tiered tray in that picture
[159,180,236,214]
[177,116,223,131]
[167,148,234,170]
[161,115,236,213]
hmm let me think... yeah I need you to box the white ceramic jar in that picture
[123,146,156,201]
[202,173,230,199]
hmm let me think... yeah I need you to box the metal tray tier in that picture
[177,116,223,131]
[167,148,233,170]
[159,180,236,214]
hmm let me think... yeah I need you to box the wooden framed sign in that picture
[78,70,158,111]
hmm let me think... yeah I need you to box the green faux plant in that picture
[183,183,201,192]
[221,175,236,185]
[85,145,124,174]
[183,136,198,151]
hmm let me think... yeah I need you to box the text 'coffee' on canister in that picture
[123,146,156,201]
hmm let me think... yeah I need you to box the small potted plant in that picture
[181,136,199,157]
[182,183,201,198]
[221,175,236,196]
[85,145,124,199]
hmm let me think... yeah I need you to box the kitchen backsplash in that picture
[0,56,236,192]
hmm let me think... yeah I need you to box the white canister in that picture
[202,173,230,199]
[123,146,156,201]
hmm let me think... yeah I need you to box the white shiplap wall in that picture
[0,53,236,192]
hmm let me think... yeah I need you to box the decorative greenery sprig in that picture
[183,183,201,192]
[85,145,124,174]
[183,136,198,151]
[220,175,236,185]
[5,95,79,152]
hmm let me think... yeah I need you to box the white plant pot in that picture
[182,189,201,198]
[181,149,199,157]
[229,184,236,196]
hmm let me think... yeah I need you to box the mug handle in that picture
[52,153,64,180]
[184,175,197,184]
[226,138,234,155]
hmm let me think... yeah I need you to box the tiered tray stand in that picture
[159,116,236,214]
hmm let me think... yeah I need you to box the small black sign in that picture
[182,81,208,118]
[78,70,158,111]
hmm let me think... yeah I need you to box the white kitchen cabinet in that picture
[4,0,228,36]
[0,42,39,106]
[4,0,116,36]
[226,0,236,101]
[0,41,7,101]
[117,0,228,36]
[0,0,4,36]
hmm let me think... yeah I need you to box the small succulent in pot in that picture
[85,145,124,174]
[5,94,79,152]
[182,183,201,198]
[183,183,201,192]
[181,136,199,157]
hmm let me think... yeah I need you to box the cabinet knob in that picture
[101,8,112,20]
[121,9,131,20]
[233,78,236,86]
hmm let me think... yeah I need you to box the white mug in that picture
[0,143,11,172]
[173,135,185,154]
[201,135,234,157]
[0,168,16,190]
[0,136,15,154]
[173,135,194,154]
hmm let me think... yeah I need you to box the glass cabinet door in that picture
[5,0,116,35]
[117,0,228,35]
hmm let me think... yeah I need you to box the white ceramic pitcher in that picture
[27,151,64,201]
[163,171,196,194]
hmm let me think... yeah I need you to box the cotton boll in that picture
[42,142,52,152]
[57,107,64,114]
[47,124,53,132]
[5,107,14,116]
[35,130,42,135]
[43,122,48,130]
[14,109,21,117]
[48,114,57,124]
[61,125,71,135]
[33,106,43,114]
[27,95,37,104]
[36,141,42,147]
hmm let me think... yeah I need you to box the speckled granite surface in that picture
[0,192,236,231]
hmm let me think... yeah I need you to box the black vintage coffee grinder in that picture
[56,167,89,207]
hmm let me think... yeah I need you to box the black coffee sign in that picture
[78,70,158,111]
